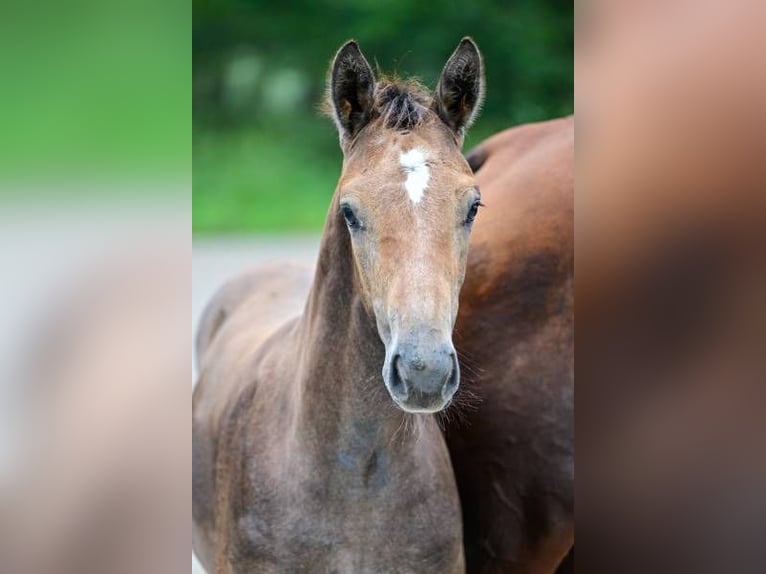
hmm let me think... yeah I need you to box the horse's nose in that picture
[386,338,459,413]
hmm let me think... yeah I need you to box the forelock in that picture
[374,78,433,131]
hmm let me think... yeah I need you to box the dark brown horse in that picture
[193,39,485,573]
[449,117,574,573]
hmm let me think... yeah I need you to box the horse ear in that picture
[432,38,485,140]
[328,40,376,145]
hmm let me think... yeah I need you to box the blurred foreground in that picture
[0,1,189,569]
[576,1,766,572]
[0,195,189,574]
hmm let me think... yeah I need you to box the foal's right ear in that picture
[328,41,376,145]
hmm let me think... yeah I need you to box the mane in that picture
[322,75,434,132]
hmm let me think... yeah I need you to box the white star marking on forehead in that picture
[399,148,430,204]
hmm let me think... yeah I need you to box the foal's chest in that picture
[229,466,463,574]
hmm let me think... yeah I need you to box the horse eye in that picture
[341,205,361,230]
[465,200,482,226]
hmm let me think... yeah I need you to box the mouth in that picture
[391,395,453,414]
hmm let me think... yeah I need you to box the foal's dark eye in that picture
[465,200,482,226]
[341,205,361,230]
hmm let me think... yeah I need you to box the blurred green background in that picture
[0,0,188,185]
[193,0,573,234]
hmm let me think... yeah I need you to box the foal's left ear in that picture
[328,40,376,146]
[432,38,485,140]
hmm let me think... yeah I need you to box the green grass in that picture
[193,128,340,233]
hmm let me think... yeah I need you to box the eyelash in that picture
[341,205,361,230]
[465,200,483,226]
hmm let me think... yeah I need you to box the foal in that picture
[193,39,485,573]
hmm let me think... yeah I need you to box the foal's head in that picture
[326,39,485,413]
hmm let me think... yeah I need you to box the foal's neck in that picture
[295,198,410,446]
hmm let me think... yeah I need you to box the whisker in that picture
[438,385,483,431]
[389,413,407,447]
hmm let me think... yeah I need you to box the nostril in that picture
[445,352,460,389]
[390,354,406,393]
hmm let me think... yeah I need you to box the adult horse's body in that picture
[193,39,486,573]
[450,117,574,573]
